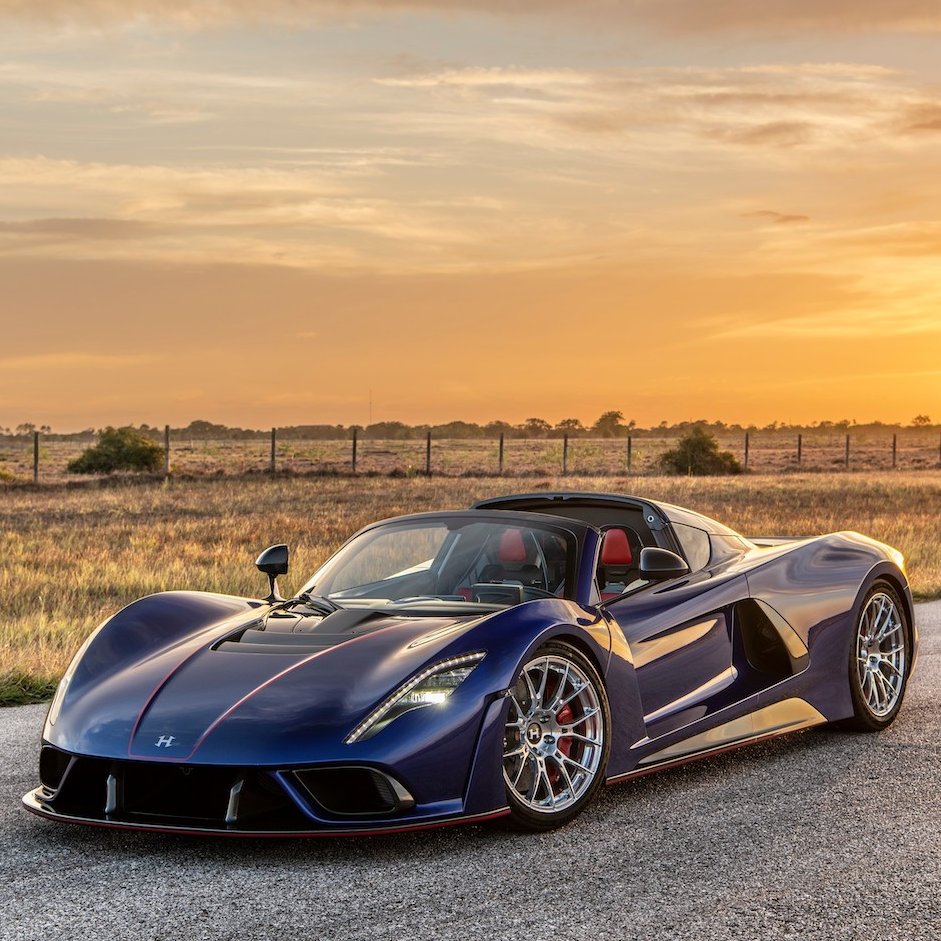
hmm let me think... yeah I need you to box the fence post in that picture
[744,432,750,470]
[33,430,39,483]
[797,433,802,467]
[351,427,358,473]
[892,433,897,468]
[270,427,276,473]
[627,435,632,473]
[562,433,569,475]
[163,425,170,477]
[845,433,850,468]
[425,430,432,476]
[498,433,504,475]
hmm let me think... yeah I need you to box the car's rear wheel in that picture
[840,580,911,732]
[503,642,610,830]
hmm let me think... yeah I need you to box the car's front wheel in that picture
[503,641,610,830]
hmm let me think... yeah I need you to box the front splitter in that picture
[21,789,509,838]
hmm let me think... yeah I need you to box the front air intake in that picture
[293,767,414,817]
[39,745,72,792]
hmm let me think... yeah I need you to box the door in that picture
[606,572,748,737]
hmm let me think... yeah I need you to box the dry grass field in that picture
[1,472,939,704]
[1,431,940,481]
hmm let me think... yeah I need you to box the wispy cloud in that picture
[1,0,940,34]
[741,210,810,225]
[0,352,160,370]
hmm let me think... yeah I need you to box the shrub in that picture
[67,426,164,474]
[659,426,743,476]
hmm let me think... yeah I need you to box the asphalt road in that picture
[2,603,939,941]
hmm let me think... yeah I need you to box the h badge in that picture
[155,735,176,748]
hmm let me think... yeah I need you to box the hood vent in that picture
[215,608,388,655]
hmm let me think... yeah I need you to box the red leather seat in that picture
[498,529,527,562]
[601,528,632,566]
[599,528,637,600]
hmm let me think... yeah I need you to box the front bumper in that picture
[23,746,507,837]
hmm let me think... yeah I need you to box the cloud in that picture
[0,352,160,370]
[1,0,940,34]
[0,217,164,238]
[377,63,920,155]
[741,210,810,225]
[900,104,941,132]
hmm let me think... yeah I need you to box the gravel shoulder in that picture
[2,603,939,941]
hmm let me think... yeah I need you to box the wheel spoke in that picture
[535,659,550,706]
[551,754,576,799]
[539,762,556,807]
[878,657,902,678]
[561,731,602,747]
[509,692,529,721]
[562,706,599,730]
[555,681,587,712]
[561,753,592,775]
[522,669,539,707]
[548,663,570,711]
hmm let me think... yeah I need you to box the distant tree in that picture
[431,421,483,438]
[522,418,552,438]
[555,418,585,436]
[483,420,514,437]
[591,410,633,438]
[911,414,932,427]
[365,421,411,439]
[659,426,743,476]
[15,423,35,436]
[67,426,163,474]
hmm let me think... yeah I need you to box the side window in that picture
[671,522,711,572]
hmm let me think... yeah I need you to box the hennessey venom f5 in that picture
[23,491,917,835]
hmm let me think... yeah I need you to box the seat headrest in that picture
[601,528,633,566]
[498,529,527,562]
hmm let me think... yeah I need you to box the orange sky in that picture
[1,1,940,430]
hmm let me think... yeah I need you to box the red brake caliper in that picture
[547,702,575,788]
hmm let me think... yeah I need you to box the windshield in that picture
[301,516,576,609]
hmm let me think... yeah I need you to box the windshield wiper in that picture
[281,592,340,615]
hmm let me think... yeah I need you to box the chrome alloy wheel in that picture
[503,655,604,814]
[855,591,907,718]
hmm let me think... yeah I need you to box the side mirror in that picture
[256,544,289,603]
[638,547,690,581]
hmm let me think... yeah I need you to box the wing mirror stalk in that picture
[256,544,289,603]
[598,547,690,608]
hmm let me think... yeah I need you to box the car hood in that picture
[45,603,492,764]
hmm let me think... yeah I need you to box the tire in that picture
[839,580,911,732]
[502,641,611,831]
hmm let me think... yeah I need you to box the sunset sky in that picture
[1,1,941,430]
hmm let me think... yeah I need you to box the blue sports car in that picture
[23,491,917,835]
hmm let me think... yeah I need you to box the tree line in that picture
[1,412,936,441]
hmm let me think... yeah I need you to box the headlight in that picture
[344,652,485,744]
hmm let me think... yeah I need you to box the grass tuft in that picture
[0,669,57,706]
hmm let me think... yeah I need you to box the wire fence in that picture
[3,429,941,483]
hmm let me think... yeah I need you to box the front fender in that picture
[45,591,263,739]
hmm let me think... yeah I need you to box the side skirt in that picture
[606,697,827,785]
